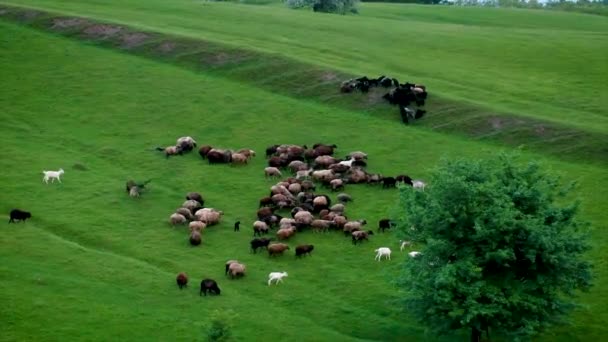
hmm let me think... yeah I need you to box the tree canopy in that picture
[394,154,593,341]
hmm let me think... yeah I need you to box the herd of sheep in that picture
[156,137,425,295]
[341,75,429,124]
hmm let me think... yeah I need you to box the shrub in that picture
[206,310,237,342]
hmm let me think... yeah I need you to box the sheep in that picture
[251,237,273,253]
[295,244,314,258]
[176,136,197,151]
[268,272,288,286]
[234,221,240,232]
[199,211,222,226]
[253,221,270,236]
[288,183,302,195]
[337,193,352,203]
[185,192,204,205]
[347,151,368,161]
[328,163,350,173]
[280,218,297,229]
[126,179,151,197]
[294,210,313,225]
[314,156,338,169]
[348,169,368,184]
[231,153,249,165]
[259,196,273,208]
[189,221,207,233]
[382,177,397,188]
[396,175,413,186]
[338,158,356,168]
[277,227,296,240]
[265,167,282,178]
[227,262,246,279]
[374,247,391,261]
[237,149,256,159]
[311,219,333,233]
[408,251,421,258]
[175,208,194,221]
[313,144,337,156]
[330,179,344,191]
[333,215,347,229]
[129,186,141,197]
[176,272,188,289]
[378,219,395,233]
[330,203,345,214]
[400,240,412,251]
[352,230,374,244]
[301,180,316,191]
[257,207,274,220]
[42,169,64,183]
[343,220,367,236]
[265,144,280,158]
[182,200,202,214]
[156,145,183,158]
[170,213,187,226]
[312,195,329,211]
[207,149,233,164]
[288,160,308,173]
[296,168,314,180]
[8,209,31,223]
[200,278,221,296]
[267,243,290,257]
[413,180,426,191]
[198,145,213,159]
[189,231,202,246]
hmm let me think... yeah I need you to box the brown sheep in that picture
[265,167,282,178]
[333,215,348,229]
[182,200,202,214]
[189,221,207,233]
[231,153,249,165]
[288,183,302,195]
[343,220,367,235]
[237,149,256,159]
[311,219,334,233]
[228,262,246,279]
[329,163,350,173]
[176,272,188,289]
[253,220,270,236]
[301,180,316,191]
[199,211,222,226]
[257,207,274,220]
[330,179,344,191]
[314,156,338,168]
[349,169,368,184]
[313,144,337,156]
[312,169,335,182]
[176,208,194,221]
[186,192,204,205]
[294,210,313,225]
[277,227,296,240]
[198,145,213,159]
[189,231,202,246]
[170,213,187,226]
[225,260,239,275]
[288,160,308,173]
[268,243,290,257]
[352,230,374,245]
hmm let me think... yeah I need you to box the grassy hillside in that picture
[2,0,607,133]
[1,3,607,342]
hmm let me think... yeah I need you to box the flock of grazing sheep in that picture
[157,136,425,296]
[341,75,429,124]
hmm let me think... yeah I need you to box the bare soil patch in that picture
[120,32,150,49]
[155,41,176,54]
[202,51,253,67]
[16,10,41,22]
[82,24,123,39]
[51,18,88,30]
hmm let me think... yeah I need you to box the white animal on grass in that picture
[399,240,411,251]
[338,158,355,168]
[268,272,288,286]
[374,247,391,261]
[42,169,64,184]
[412,180,426,191]
[408,251,421,258]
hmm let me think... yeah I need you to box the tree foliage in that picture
[395,153,592,341]
[206,310,237,342]
[284,0,359,14]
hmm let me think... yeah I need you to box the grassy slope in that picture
[3,0,608,134]
[0,21,607,341]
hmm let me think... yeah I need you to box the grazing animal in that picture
[400,240,412,251]
[176,136,197,151]
[42,169,64,183]
[156,145,183,158]
[265,167,282,178]
[227,262,246,279]
[185,192,204,205]
[253,221,270,236]
[200,279,221,296]
[268,272,288,286]
[8,209,31,223]
[337,193,352,203]
[250,237,273,253]
[413,180,426,191]
[382,177,397,188]
[408,251,421,258]
[169,213,187,226]
[189,231,202,246]
[176,273,188,289]
[198,145,213,159]
[295,244,314,258]
[374,247,392,261]
[352,230,374,245]
[378,219,395,233]
[189,221,206,233]
[234,221,240,232]
[268,243,290,257]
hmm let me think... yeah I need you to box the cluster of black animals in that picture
[175,273,221,296]
[8,209,31,223]
[340,75,429,125]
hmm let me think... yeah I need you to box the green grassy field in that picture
[0,2,607,341]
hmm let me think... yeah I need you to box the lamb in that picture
[268,272,288,286]
[250,237,273,253]
[42,169,64,183]
[400,240,412,251]
[176,272,188,289]
[267,243,290,257]
[227,262,246,279]
[265,167,282,178]
[382,177,397,188]
[413,180,426,191]
[8,209,31,223]
[288,160,308,173]
[189,231,202,246]
[237,149,256,159]
[374,247,391,261]
[253,221,270,236]
[170,213,187,226]
[295,244,314,258]
[198,145,213,159]
[200,279,221,296]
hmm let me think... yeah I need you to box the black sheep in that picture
[8,209,31,223]
[200,279,221,296]
[378,219,396,233]
[382,177,397,188]
[250,237,273,253]
[295,244,315,258]
[176,273,188,289]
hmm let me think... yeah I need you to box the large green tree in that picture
[395,154,592,341]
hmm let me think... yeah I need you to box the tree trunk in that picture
[471,327,481,342]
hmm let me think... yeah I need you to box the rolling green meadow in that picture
[0,1,607,341]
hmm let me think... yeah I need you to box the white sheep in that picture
[296,168,314,180]
[374,247,391,261]
[400,240,412,251]
[338,158,355,168]
[42,169,64,184]
[412,180,426,191]
[268,271,288,286]
[408,251,421,258]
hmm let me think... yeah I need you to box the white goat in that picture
[412,180,426,191]
[296,168,313,180]
[374,247,391,261]
[399,240,411,251]
[408,251,421,258]
[268,271,288,286]
[42,169,64,183]
[338,158,355,168]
